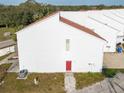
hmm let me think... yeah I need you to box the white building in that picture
[17,12,106,73]
[0,39,16,56]
[60,9,124,52]
[17,9,124,73]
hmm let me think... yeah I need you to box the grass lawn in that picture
[0,27,16,41]
[0,63,12,70]
[0,73,65,93]
[0,63,12,76]
[74,73,105,89]
[0,53,12,62]
[0,63,12,81]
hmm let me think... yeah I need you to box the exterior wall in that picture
[60,11,118,52]
[0,46,15,56]
[17,13,104,73]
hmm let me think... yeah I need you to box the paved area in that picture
[0,53,17,65]
[65,72,76,93]
[73,73,124,93]
[0,52,19,72]
[7,62,19,72]
[64,72,124,93]
[76,79,114,93]
[103,53,124,68]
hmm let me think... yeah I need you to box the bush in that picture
[102,68,124,77]
[0,64,12,82]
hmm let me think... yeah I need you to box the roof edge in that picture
[16,11,60,34]
[59,16,107,42]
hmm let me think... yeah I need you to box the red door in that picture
[66,61,71,71]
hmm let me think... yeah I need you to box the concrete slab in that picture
[91,83,103,93]
[65,73,76,93]
[66,73,124,93]
[7,62,19,72]
[115,73,124,80]
[109,79,124,93]
[100,79,115,93]
[113,78,124,90]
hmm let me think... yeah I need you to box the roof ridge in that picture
[59,16,106,41]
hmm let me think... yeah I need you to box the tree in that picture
[21,11,33,25]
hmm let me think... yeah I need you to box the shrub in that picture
[102,68,124,77]
[0,64,12,82]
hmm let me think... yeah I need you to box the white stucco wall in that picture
[0,46,15,56]
[17,13,105,73]
[60,11,118,52]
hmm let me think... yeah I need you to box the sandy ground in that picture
[103,52,124,69]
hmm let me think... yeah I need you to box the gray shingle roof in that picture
[0,39,16,49]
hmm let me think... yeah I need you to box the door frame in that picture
[66,60,72,72]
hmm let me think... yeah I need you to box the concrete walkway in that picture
[0,52,19,72]
[0,53,17,65]
[65,72,76,93]
[65,73,124,93]
[7,62,19,72]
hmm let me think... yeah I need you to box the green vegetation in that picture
[0,63,12,73]
[0,1,56,28]
[0,63,12,82]
[102,68,124,77]
[0,27,17,41]
[0,0,123,41]
[0,73,65,93]
[0,53,11,61]
[0,0,124,28]
[75,70,124,89]
[74,73,105,89]
[0,1,124,91]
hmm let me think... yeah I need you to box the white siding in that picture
[17,13,104,72]
[61,11,118,52]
